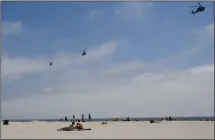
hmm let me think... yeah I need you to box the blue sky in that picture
[2,1,214,119]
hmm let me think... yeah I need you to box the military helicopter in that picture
[191,2,211,14]
[49,61,54,66]
[80,49,87,56]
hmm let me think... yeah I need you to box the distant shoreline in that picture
[3,116,214,122]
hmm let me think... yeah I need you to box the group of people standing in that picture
[73,113,91,122]
[60,114,92,122]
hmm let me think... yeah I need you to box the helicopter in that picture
[49,61,54,66]
[81,50,87,56]
[191,2,211,14]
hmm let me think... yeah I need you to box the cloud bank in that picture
[2,37,214,119]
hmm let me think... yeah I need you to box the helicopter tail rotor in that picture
[198,2,201,6]
[197,2,214,7]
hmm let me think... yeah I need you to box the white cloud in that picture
[103,60,146,75]
[2,38,214,119]
[1,41,117,80]
[86,9,103,21]
[114,2,153,21]
[191,64,214,74]
[88,41,117,58]
[183,22,214,56]
[157,22,214,66]
[187,22,214,43]
[205,22,214,37]
[1,56,48,80]
[42,87,54,93]
[2,21,23,35]
[2,63,214,119]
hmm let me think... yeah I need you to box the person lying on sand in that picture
[75,120,91,131]
[101,121,107,125]
[150,120,162,124]
[57,121,76,131]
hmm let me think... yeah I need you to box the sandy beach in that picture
[1,121,214,139]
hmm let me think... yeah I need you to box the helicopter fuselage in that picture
[197,6,205,12]
[82,51,86,56]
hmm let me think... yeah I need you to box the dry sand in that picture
[1,121,214,139]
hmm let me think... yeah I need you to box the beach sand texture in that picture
[1,121,214,139]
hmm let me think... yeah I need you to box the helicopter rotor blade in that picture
[190,6,199,8]
[203,4,214,7]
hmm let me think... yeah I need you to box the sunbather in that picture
[57,121,75,131]
[75,120,91,131]
[150,120,162,124]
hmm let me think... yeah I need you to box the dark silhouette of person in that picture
[88,114,91,122]
[126,117,130,121]
[165,116,168,121]
[82,114,84,122]
[3,120,9,125]
[65,116,68,121]
[73,115,75,121]
[168,116,173,121]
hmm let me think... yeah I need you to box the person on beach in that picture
[75,120,91,131]
[65,116,68,121]
[73,115,75,122]
[123,117,130,121]
[88,114,91,122]
[150,119,162,123]
[82,114,84,122]
[57,121,76,131]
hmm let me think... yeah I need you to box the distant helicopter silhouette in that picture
[191,2,211,14]
[81,50,87,56]
[49,61,54,66]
